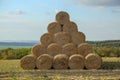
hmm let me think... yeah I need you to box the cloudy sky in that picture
[0,0,120,41]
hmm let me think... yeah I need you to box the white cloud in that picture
[112,8,120,12]
[8,9,25,15]
[70,0,120,7]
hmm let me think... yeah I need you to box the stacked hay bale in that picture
[20,11,102,70]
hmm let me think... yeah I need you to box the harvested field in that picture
[0,58,120,80]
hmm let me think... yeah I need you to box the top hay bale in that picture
[54,32,71,46]
[56,11,70,25]
[63,21,78,34]
[47,22,62,34]
[85,53,102,69]
[40,33,54,47]
[71,31,85,45]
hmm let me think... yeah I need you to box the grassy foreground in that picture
[0,58,120,80]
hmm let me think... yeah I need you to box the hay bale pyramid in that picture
[20,11,102,70]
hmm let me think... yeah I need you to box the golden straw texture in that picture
[78,43,93,57]
[56,11,70,25]
[31,43,46,57]
[53,54,69,69]
[62,43,77,57]
[54,32,71,46]
[47,43,62,56]
[20,55,36,70]
[85,53,102,69]
[47,22,62,34]
[71,32,85,45]
[36,54,53,70]
[69,54,84,69]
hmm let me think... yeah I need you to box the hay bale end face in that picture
[20,55,36,70]
[40,33,54,47]
[71,32,85,45]
[63,21,78,33]
[85,53,102,69]
[62,43,77,57]
[69,54,84,69]
[47,43,62,56]
[53,54,69,69]
[36,54,53,70]
[78,43,93,57]
[31,43,46,57]
[47,22,62,34]
[54,32,71,46]
[56,11,70,25]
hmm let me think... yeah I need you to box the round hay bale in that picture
[36,54,53,70]
[78,43,93,57]
[54,32,71,46]
[55,11,70,25]
[53,54,69,69]
[47,22,62,34]
[40,33,54,47]
[47,43,62,56]
[31,43,46,57]
[62,43,77,57]
[69,54,84,69]
[20,55,36,70]
[71,32,85,45]
[63,21,78,33]
[85,53,102,69]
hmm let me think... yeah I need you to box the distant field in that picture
[0,58,120,80]
[0,45,32,50]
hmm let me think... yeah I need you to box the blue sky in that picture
[0,0,120,41]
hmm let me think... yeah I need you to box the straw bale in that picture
[20,55,36,70]
[47,22,61,34]
[36,54,53,70]
[53,54,69,69]
[85,53,102,69]
[31,43,46,57]
[40,33,54,46]
[71,32,85,45]
[54,32,71,46]
[68,54,84,69]
[47,43,62,56]
[63,21,78,33]
[62,43,77,57]
[78,43,93,57]
[55,11,70,25]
